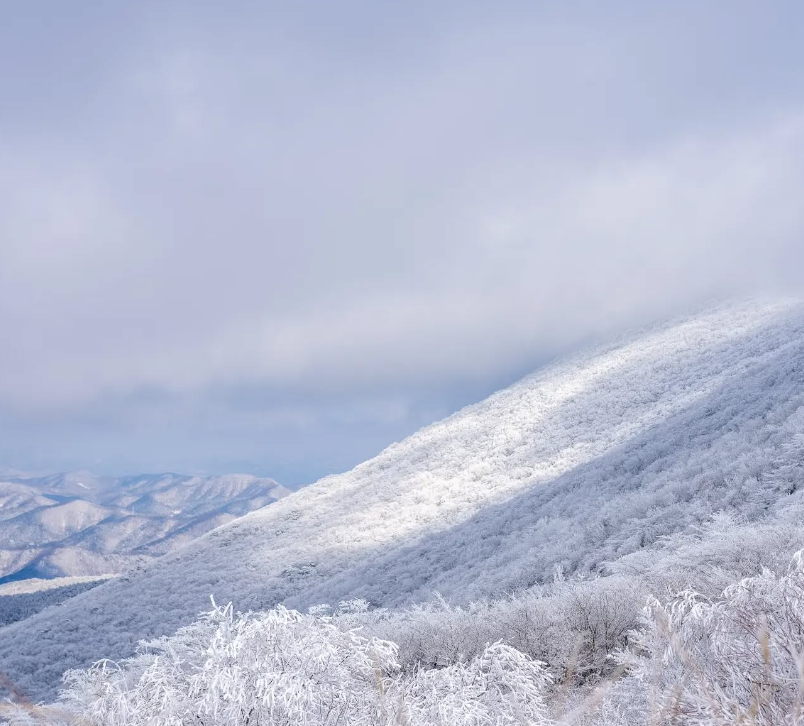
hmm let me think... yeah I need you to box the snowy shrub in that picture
[58,601,398,725]
[351,576,643,686]
[591,550,804,725]
[395,641,553,726]
[5,600,554,726]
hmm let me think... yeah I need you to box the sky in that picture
[2,1,804,486]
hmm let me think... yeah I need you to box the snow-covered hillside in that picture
[5,298,804,702]
[0,473,290,582]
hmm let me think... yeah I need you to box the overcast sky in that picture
[2,1,804,485]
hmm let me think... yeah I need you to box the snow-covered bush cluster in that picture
[2,601,553,726]
[338,576,643,687]
[600,552,804,725]
[337,515,804,690]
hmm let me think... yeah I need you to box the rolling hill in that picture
[4,297,804,703]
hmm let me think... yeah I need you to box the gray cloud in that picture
[2,1,804,482]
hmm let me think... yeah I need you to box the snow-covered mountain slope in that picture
[4,500,113,544]
[0,473,290,582]
[6,298,804,702]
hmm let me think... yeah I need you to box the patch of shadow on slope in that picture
[0,579,108,629]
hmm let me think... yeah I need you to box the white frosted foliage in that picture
[47,601,553,726]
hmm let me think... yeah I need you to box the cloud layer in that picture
[2,1,804,482]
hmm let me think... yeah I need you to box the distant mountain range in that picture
[0,471,290,583]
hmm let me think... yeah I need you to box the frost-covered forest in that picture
[5,299,804,724]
